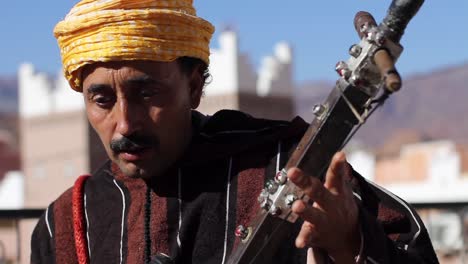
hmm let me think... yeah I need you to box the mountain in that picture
[294,80,332,117]
[295,63,468,149]
[0,76,18,113]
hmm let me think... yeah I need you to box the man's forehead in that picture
[82,60,180,86]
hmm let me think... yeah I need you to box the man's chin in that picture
[118,161,152,179]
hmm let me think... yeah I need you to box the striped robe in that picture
[31,110,438,264]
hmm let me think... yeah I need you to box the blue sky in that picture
[1,1,467,82]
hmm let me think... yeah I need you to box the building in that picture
[347,140,468,262]
[13,63,107,263]
[0,130,20,184]
[198,29,295,121]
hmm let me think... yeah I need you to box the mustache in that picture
[110,134,158,153]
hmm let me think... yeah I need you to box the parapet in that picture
[18,63,84,118]
[205,30,294,98]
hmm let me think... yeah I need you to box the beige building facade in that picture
[12,64,107,263]
[348,140,468,262]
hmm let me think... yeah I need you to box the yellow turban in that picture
[54,0,215,91]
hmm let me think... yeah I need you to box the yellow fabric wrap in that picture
[54,0,215,91]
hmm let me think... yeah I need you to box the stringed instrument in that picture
[227,0,425,263]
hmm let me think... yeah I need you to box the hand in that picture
[287,152,360,263]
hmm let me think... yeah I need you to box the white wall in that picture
[207,30,240,96]
[257,42,293,97]
[0,171,24,209]
[19,64,52,117]
[347,149,376,181]
[427,141,460,185]
[18,63,83,118]
[53,69,84,112]
[206,30,294,98]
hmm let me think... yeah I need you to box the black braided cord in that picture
[144,186,152,264]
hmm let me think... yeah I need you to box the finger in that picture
[291,200,326,226]
[295,221,319,249]
[288,168,335,209]
[323,152,351,194]
[307,248,328,264]
[287,167,314,190]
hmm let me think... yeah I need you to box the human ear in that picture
[188,64,204,109]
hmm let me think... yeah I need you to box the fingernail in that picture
[287,168,298,180]
[296,238,306,249]
[337,151,346,162]
[292,200,306,214]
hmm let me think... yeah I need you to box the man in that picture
[31,0,438,263]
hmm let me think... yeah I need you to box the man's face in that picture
[82,60,203,179]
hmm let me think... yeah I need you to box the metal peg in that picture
[375,32,386,45]
[235,225,251,241]
[349,44,362,58]
[312,104,326,118]
[258,189,270,210]
[274,169,288,185]
[265,179,279,194]
[285,194,298,207]
[335,61,351,79]
[270,205,282,216]
[349,74,363,87]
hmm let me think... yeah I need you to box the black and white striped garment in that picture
[31,110,438,264]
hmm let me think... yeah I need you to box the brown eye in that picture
[93,95,115,108]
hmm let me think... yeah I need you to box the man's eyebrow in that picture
[124,75,158,86]
[87,84,112,94]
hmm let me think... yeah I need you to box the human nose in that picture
[115,98,143,137]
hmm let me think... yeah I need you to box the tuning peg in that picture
[235,225,251,241]
[258,189,270,210]
[270,205,282,216]
[285,194,298,208]
[274,169,288,185]
[335,61,351,79]
[349,44,362,58]
[373,49,401,92]
[265,179,279,194]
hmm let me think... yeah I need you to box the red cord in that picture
[72,175,91,264]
